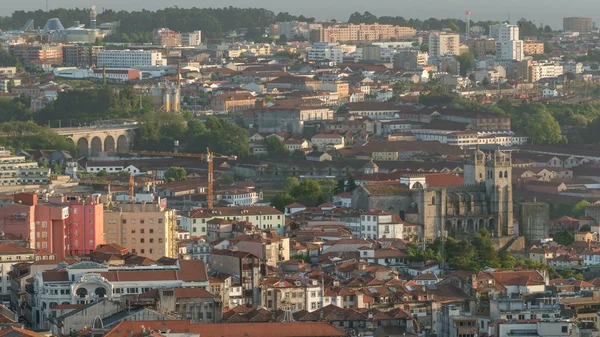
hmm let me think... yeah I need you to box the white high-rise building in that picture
[307,42,345,64]
[97,50,166,68]
[489,23,523,61]
[182,30,202,46]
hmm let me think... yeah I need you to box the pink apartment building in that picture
[0,193,104,259]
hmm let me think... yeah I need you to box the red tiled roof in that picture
[41,271,69,282]
[425,173,464,187]
[174,288,218,298]
[105,321,344,337]
[0,327,46,337]
[0,243,35,255]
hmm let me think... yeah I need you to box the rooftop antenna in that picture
[46,0,49,12]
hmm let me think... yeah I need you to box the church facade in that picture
[352,149,514,241]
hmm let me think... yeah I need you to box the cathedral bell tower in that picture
[464,146,486,185]
[485,150,513,236]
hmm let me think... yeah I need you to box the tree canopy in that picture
[36,86,150,125]
[0,121,75,152]
[135,114,250,157]
[264,136,289,157]
[164,167,187,182]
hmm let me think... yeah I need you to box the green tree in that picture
[52,163,61,174]
[521,107,564,144]
[264,136,289,156]
[560,268,584,280]
[336,105,349,114]
[271,193,295,212]
[572,200,589,218]
[284,177,300,192]
[164,167,187,182]
[551,231,574,246]
[580,224,592,232]
[291,149,305,157]
[290,179,323,206]
[455,52,474,77]
[318,179,337,202]
[334,178,346,194]
[500,250,517,269]
[96,170,107,177]
[221,175,234,185]
[277,34,288,45]
[347,175,358,192]
[482,77,490,86]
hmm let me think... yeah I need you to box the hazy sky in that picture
[1,0,598,28]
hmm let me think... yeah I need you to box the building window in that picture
[131,229,136,233]
[159,238,163,243]
[140,239,145,243]
[141,229,145,234]
[150,229,154,233]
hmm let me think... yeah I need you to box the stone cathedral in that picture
[352,148,514,241]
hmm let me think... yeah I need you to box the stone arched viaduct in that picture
[54,126,139,157]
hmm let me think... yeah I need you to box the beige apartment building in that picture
[312,24,416,43]
[230,233,290,267]
[429,31,460,57]
[104,202,177,260]
[523,41,544,55]
[181,206,286,235]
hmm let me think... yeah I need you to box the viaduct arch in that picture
[53,126,139,157]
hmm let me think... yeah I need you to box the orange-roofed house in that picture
[491,270,546,295]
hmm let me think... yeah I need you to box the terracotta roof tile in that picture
[105,321,344,337]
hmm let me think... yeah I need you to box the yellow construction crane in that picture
[130,148,215,208]
[78,173,136,203]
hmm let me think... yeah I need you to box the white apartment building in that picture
[410,130,527,148]
[97,50,166,68]
[179,206,285,236]
[489,23,523,61]
[0,243,35,304]
[31,259,208,330]
[429,31,460,57]
[360,211,404,240]
[220,189,263,206]
[307,42,345,64]
[182,31,202,46]
[179,237,211,263]
[531,61,564,82]
[0,147,51,185]
[496,321,578,337]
